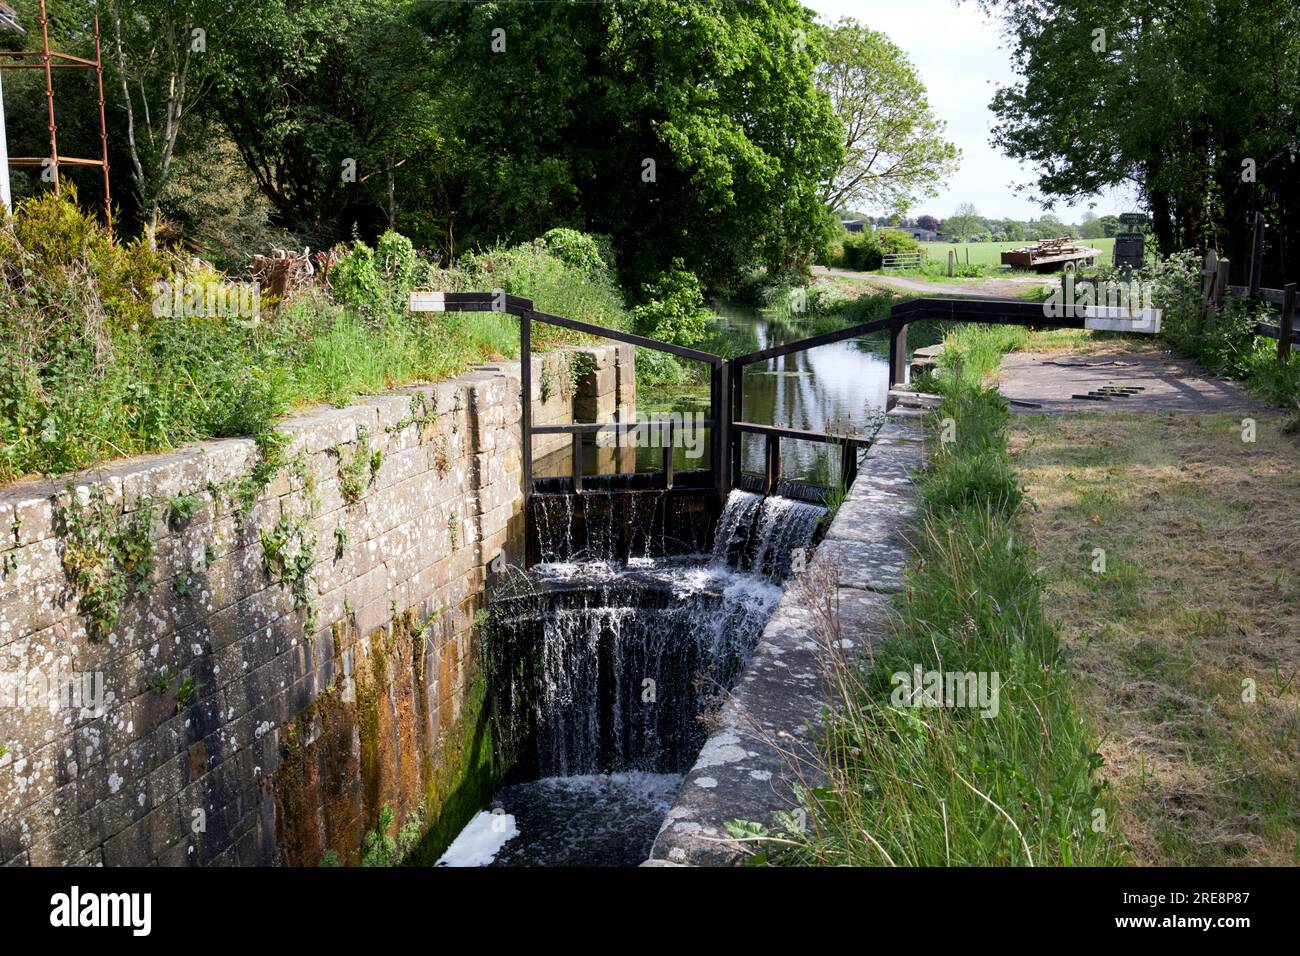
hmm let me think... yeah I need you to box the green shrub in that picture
[329,241,384,314]
[375,230,418,312]
[629,259,713,347]
[539,227,607,274]
[834,228,923,271]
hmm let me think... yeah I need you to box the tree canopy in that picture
[816,17,959,217]
[975,0,1300,274]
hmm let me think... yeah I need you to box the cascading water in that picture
[439,488,825,867]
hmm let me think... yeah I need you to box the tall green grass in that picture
[0,196,625,484]
[758,326,1122,866]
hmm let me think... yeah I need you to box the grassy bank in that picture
[1011,410,1300,864]
[760,325,1120,866]
[0,195,626,484]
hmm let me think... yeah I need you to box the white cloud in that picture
[805,0,1138,222]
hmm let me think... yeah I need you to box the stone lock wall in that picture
[0,343,633,866]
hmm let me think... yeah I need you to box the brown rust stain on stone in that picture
[271,601,495,865]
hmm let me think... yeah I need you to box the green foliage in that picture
[329,242,385,314]
[317,849,342,867]
[361,804,425,866]
[920,388,1023,518]
[260,512,318,631]
[1120,252,1300,410]
[165,492,200,530]
[982,0,1300,260]
[422,0,842,287]
[834,228,923,271]
[539,228,608,275]
[0,194,624,483]
[375,231,419,312]
[629,261,713,348]
[175,674,201,714]
[337,427,382,505]
[206,0,441,241]
[147,669,174,695]
[57,488,156,642]
[817,17,959,214]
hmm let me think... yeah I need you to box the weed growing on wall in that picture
[337,426,383,506]
[57,488,157,642]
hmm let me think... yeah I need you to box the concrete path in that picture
[996,348,1259,414]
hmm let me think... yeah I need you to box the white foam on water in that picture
[435,810,520,867]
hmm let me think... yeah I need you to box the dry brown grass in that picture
[1010,408,1300,865]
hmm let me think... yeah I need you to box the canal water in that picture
[635,300,895,486]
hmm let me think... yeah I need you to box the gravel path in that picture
[813,264,1048,300]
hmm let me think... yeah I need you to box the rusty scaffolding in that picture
[0,0,112,235]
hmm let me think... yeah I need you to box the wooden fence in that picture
[1199,212,1298,360]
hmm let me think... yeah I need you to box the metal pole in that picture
[0,68,11,214]
[1279,284,1297,362]
[1249,212,1266,299]
[93,15,112,238]
[39,0,58,195]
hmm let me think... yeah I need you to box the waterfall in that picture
[711,489,827,581]
[487,489,825,780]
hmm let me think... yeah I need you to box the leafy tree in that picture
[206,0,440,243]
[974,0,1300,271]
[816,18,959,216]
[946,202,982,242]
[916,214,941,232]
[107,0,226,242]
[1079,212,1106,239]
[1098,214,1121,238]
[1001,219,1026,241]
[420,0,842,289]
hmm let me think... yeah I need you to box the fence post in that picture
[1280,284,1297,362]
[948,249,955,277]
[1200,250,1218,304]
[889,317,908,387]
[1249,212,1266,299]
[764,433,781,495]
[1216,258,1230,308]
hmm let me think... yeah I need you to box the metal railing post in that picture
[520,309,532,503]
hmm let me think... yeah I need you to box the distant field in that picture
[920,238,1116,268]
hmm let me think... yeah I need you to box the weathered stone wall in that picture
[0,343,633,866]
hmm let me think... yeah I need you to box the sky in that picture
[805,0,1139,222]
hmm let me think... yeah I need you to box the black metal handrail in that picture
[412,290,1125,508]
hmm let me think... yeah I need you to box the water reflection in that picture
[635,301,894,486]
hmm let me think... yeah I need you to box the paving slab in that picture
[998,348,1260,414]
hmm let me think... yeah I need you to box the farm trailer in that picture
[1001,237,1102,273]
